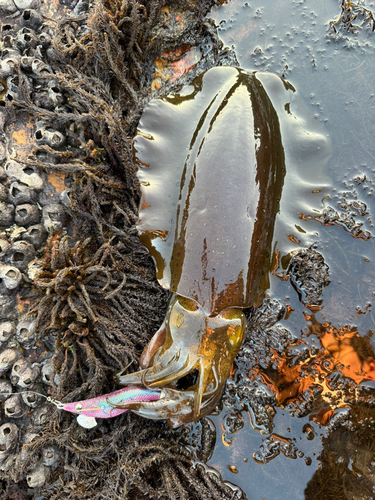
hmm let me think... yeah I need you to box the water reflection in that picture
[305,401,375,499]
[208,290,375,498]
[264,315,375,421]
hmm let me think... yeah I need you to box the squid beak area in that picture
[129,387,224,429]
[114,363,224,427]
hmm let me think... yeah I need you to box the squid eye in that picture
[227,324,244,347]
[75,403,83,412]
[177,296,199,311]
[220,308,244,321]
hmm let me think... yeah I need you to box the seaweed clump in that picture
[0,0,245,498]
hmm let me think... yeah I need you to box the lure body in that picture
[0,387,164,429]
[62,386,162,428]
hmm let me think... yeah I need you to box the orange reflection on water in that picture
[261,315,375,425]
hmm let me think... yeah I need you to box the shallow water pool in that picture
[205,1,375,498]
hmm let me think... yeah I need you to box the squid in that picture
[116,67,331,428]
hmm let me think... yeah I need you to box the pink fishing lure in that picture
[51,386,163,428]
[0,387,163,429]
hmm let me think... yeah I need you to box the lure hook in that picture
[46,396,64,409]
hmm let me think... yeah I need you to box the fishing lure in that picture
[2,387,164,429]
